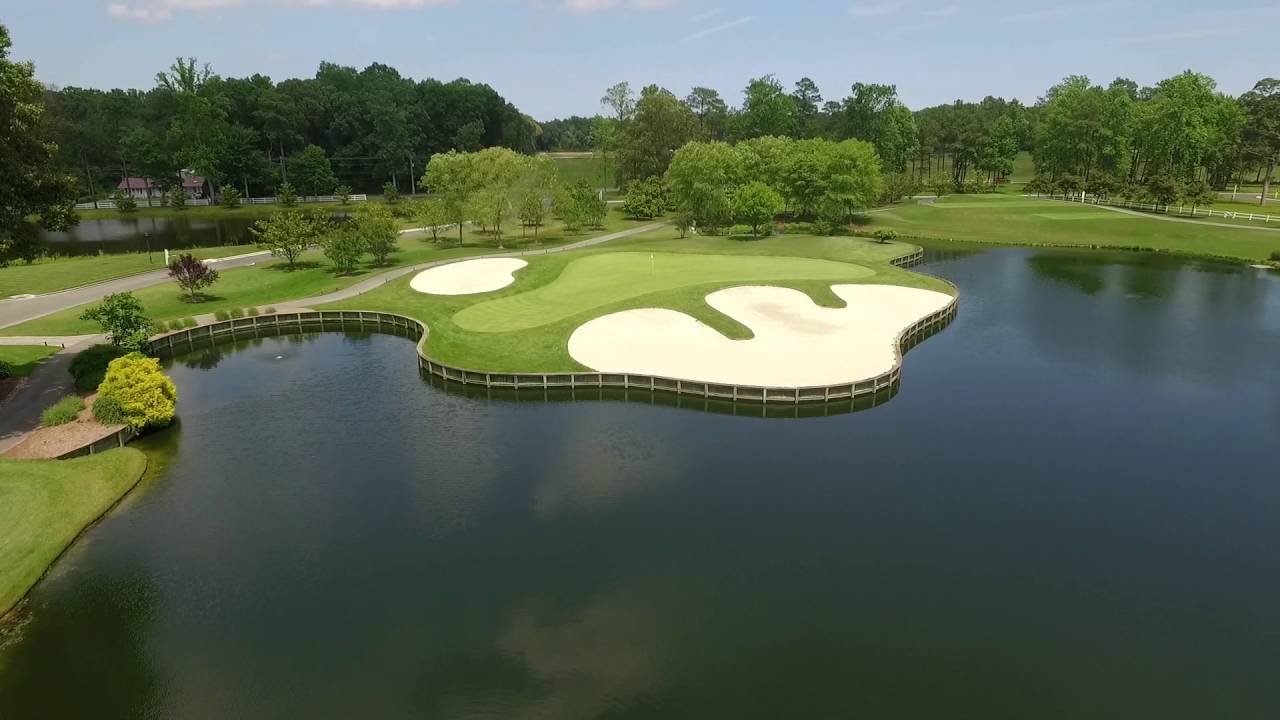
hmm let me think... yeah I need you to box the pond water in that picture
[1,245,1278,718]
[38,215,269,256]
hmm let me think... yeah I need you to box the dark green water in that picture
[39,215,267,256]
[2,246,1278,718]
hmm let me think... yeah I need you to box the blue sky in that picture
[4,0,1276,119]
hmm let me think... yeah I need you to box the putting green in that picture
[453,252,876,333]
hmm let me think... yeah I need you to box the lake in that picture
[1,244,1277,718]
[37,215,269,256]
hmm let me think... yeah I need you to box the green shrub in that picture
[726,224,755,237]
[91,394,126,425]
[69,344,128,392]
[169,319,187,332]
[873,228,900,244]
[182,317,198,328]
[264,307,276,315]
[96,353,178,431]
[41,395,85,427]
[214,309,231,322]
[247,306,260,317]
[783,222,815,235]
[229,307,245,319]
[1270,250,1280,262]
[0,360,12,380]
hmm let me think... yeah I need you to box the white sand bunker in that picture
[568,284,953,388]
[411,258,528,296]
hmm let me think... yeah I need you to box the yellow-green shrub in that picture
[96,353,178,431]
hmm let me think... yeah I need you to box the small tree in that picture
[168,253,220,301]
[335,184,352,205]
[277,182,297,207]
[518,192,546,241]
[357,212,398,265]
[622,177,666,219]
[416,198,450,243]
[872,228,899,244]
[473,187,510,248]
[80,292,153,350]
[167,186,187,211]
[96,353,178,430]
[1181,180,1217,213]
[674,206,695,239]
[382,181,401,205]
[322,226,365,275]
[1145,175,1182,210]
[732,181,784,237]
[252,210,316,268]
[219,185,241,208]
[111,189,138,213]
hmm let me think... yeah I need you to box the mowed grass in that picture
[0,244,260,298]
[455,252,877,332]
[0,345,60,376]
[0,449,147,618]
[869,194,1280,262]
[320,231,950,372]
[1,211,651,337]
[549,154,612,188]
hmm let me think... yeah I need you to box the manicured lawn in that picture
[549,154,612,188]
[0,448,147,618]
[0,244,260,298]
[0,212,653,338]
[320,231,950,372]
[0,345,60,376]
[868,195,1280,262]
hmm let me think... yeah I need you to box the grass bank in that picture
[868,194,1280,262]
[0,244,261,298]
[0,212,651,337]
[320,231,949,372]
[0,346,60,376]
[0,448,147,619]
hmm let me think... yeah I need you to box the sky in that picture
[3,0,1276,120]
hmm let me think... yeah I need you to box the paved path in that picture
[0,251,273,331]
[0,335,100,347]
[0,335,105,454]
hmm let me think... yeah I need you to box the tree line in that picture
[42,55,539,203]
[541,72,1280,204]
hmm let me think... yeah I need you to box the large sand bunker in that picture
[411,258,528,296]
[567,284,953,387]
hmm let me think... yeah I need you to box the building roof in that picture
[116,174,206,190]
[118,177,155,190]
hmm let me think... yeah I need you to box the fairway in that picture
[871,195,1280,262]
[453,252,876,333]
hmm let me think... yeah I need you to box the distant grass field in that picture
[868,195,1280,262]
[0,345,60,376]
[0,449,147,618]
[320,231,948,372]
[549,154,612,188]
[1,211,649,337]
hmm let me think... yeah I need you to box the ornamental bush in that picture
[0,360,12,379]
[96,353,177,431]
[69,343,129,392]
[1270,250,1280,262]
[91,393,126,425]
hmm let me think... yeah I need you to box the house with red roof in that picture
[116,170,206,200]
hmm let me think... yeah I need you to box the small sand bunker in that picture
[411,258,528,296]
[568,284,953,387]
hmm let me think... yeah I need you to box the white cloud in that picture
[680,14,754,42]
[563,0,678,12]
[848,1,908,18]
[106,0,453,22]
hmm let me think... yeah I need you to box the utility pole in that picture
[409,155,417,196]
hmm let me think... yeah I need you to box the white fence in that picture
[1032,193,1278,224]
[75,194,369,211]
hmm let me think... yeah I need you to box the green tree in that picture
[335,184,352,205]
[622,177,667,219]
[289,144,338,198]
[791,78,824,138]
[81,292,153,349]
[111,189,138,213]
[219,184,241,208]
[1145,174,1182,208]
[977,115,1019,185]
[422,150,478,245]
[252,209,316,268]
[322,226,365,275]
[618,85,699,182]
[167,186,187,210]
[1181,180,1217,213]
[277,181,297,207]
[518,192,546,241]
[414,197,451,242]
[731,75,797,140]
[600,81,636,121]
[684,86,729,140]
[665,141,740,231]
[382,180,401,205]
[1241,79,1280,206]
[732,181,784,237]
[357,210,398,265]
